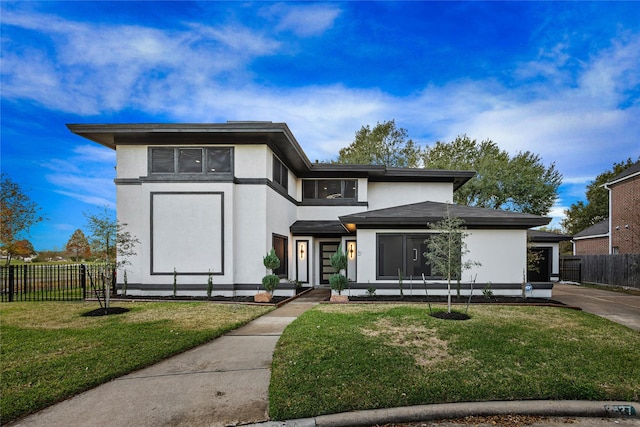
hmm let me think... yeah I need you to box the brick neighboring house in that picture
[573,161,640,255]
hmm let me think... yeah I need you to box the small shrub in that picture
[263,248,281,271]
[207,270,213,298]
[329,273,349,295]
[366,286,376,296]
[329,245,348,295]
[173,268,177,297]
[262,248,281,294]
[262,274,280,293]
[482,283,494,298]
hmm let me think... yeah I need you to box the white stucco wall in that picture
[296,205,366,220]
[235,145,268,179]
[465,229,528,284]
[116,145,147,178]
[115,143,288,295]
[367,182,453,210]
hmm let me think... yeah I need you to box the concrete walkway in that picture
[552,283,640,331]
[8,290,329,427]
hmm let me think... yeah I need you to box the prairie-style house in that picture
[68,122,553,297]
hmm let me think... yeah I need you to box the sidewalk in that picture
[8,290,328,427]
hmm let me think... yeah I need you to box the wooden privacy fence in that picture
[0,264,115,302]
[561,254,640,289]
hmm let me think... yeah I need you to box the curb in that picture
[244,400,639,427]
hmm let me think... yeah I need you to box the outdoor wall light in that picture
[348,242,356,260]
[298,241,306,261]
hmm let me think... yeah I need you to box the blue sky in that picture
[2,1,639,251]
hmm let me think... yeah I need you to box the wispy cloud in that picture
[3,6,639,202]
[262,3,342,37]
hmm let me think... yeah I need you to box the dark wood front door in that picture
[320,242,340,285]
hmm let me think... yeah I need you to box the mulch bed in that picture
[82,307,130,317]
[108,295,291,304]
[348,295,565,305]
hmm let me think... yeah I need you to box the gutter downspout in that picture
[602,182,612,254]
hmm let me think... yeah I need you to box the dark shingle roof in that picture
[608,160,640,185]
[573,219,609,238]
[339,201,550,229]
[528,229,572,242]
[290,220,351,236]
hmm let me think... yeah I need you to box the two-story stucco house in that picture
[68,122,552,297]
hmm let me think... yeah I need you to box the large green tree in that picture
[1,174,45,265]
[423,135,562,216]
[562,158,638,235]
[337,120,422,167]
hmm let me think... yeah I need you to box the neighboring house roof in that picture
[528,229,572,243]
[573,219,609,239]
[339,201,550,229]
[290,221,351,236]
[606,160,640,186]
[67,122,475,190]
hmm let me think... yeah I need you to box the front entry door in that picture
[405,235,431,279]
[320,242,340,285]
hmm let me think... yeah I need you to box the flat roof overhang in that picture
[67,122,474,188]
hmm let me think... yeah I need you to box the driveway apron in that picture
[553,283,640,331]
[8,290,328,427]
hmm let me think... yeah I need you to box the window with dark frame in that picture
[272,156,288,190]
[272,234,288,277]
[149,147,233,175]
[377,233,440,279]
[302,180,357,200]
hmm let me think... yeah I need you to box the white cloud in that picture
[3,7,639,221]
[261,3,342,37]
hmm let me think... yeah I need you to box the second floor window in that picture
[273,156,288,190]
[303,180,357,200]
[150,147,232,175]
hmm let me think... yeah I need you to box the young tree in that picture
[562,158,638,235]
[84,207,139,307]
[424,207,480,313]
[423,135,562,216]
[66,229,91,261]
[337,120,422,167]
[1,174,45,265]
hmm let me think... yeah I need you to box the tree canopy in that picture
[84,207,138,267]
[66,229,91,261]
[1,174,45,265]
[561,158,638,235]
[423,135,562,216]
[337,120,421,167]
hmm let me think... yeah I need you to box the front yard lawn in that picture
[269,304,640,420]
[1,301,273,424]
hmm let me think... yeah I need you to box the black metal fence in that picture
[0,264,115,302]
[560,254,640,289]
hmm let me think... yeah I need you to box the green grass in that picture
[269,304,640,420]
[1,301,273,424]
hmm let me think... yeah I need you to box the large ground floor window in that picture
[377,233,442,280]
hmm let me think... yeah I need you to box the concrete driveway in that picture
[552,283,640,331]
